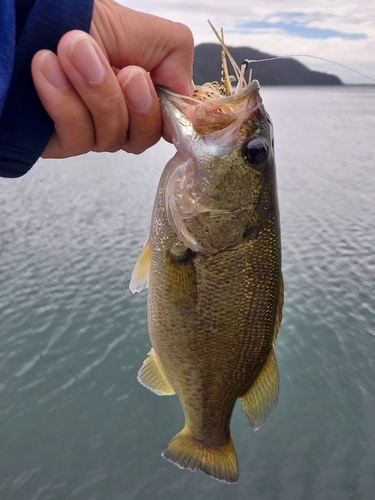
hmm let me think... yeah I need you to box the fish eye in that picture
[244,138,268,166]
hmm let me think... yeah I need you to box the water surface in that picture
[1,86,375,499]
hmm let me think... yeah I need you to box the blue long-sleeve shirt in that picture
[0,0,93,178]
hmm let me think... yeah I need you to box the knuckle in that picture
[174,23,194,46]
[122,110,162,153]
[102,125,128,151]
[94,92,129,151]
[105,137,126,153]
[98,91,124,119]
[54,114,95,155]
[59,137,91,157]
[124,133,160,155]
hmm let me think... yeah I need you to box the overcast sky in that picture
[119,0,375,84]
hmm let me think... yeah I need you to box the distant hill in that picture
[193,43,342,86]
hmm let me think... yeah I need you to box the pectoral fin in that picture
[240,348,279,430]
[138,348,175,396]
[129,239,151,293]
[167,247,197,309]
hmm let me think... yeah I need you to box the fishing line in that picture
[243,55,375,84]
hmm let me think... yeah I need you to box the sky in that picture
[119,0,375,84]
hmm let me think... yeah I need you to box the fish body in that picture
[130,76,283,483]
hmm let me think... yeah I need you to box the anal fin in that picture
[137,348,175,396]
[240,348,279,430]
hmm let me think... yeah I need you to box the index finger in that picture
[149,22,195,96]
[91,3,194,95]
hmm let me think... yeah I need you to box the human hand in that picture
[31,0,194,158]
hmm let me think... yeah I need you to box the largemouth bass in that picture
[130,29,283,484]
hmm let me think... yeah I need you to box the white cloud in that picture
[117,0,375,83]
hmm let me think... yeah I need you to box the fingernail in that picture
[69,34,105,84]
[122,68,153,113]
[40,51,70,90]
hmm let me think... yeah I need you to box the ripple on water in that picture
[1,88,375,499]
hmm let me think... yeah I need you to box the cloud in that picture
[237,13,367,40]
[118,0,375,83]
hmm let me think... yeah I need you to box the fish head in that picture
[157,81,277,254]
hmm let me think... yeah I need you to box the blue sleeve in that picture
[0,0,94,178]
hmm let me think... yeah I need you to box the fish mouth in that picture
[157,81,261,136]
[157,79,260,106]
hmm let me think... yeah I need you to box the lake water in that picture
[1,86,375,500]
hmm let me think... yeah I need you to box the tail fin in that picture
[162,427,238,483]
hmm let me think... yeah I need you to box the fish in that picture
[130,25,283,484]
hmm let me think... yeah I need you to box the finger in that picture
[31,50,95,158]
[91,4,194,95]
[56,30,130,152]
[117,66,162,154]
[148,22,195,95]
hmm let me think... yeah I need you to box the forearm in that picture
[0,0,93,178]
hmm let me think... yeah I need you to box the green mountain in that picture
[193,43,342,86]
